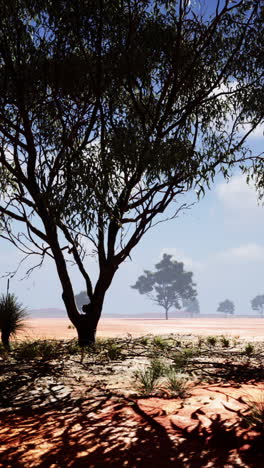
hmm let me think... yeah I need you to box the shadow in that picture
[0,391,263,468]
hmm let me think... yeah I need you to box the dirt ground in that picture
[1,319,264,467]
[23,316,264,341]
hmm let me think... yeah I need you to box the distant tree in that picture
[0,293,28,351]
[74,291,90,313]
[182,297,200,317]
[131,254,197,320]
[217,299,235,317]
[251,295,264,317]
[0,1,263,345]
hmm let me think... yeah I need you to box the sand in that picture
[22,316,264,341]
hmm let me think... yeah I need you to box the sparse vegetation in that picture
[165,371,191,397]
[244,343,255,357]
[0,293,28,350]
[243,391,264,433]
[207,336,218,347]
[220,336,230,348]
[134,367,159,395]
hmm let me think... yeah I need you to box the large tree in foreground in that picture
[0,1,263,345]
[131,253,197,319]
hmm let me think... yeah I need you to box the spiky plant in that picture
[0,293,28,351]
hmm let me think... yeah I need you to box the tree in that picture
[251,295,264,316]
[0,293,28,350]
[131,254,197,319]
[182,297,200,317]
[0,1,263,345]
[217,299,235,317]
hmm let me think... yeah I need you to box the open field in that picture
[23,316,264,341]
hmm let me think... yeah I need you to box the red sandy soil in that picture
[2,317,263,467]
[0,383,263,467]
[23,316,264,341]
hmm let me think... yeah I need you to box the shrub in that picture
[165,370,191,397]
[152,335,168,350]
[172,352,189,369]
[106,342,123,360]
[15,340,60,360]
[172,348,199,370]
[134,367,158,395]
[0,293,28,350]
[244,343,255,356]
[207,336,218,347]
[243,392,264,432]
[149,358,168,379]
[220,336,230,348]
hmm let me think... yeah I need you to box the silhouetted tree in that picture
[0,1,263,344]
[251,295,264,317]
[217,299,235,317]
[131,254,197,319]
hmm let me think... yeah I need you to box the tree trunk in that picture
[1,330,11,351]
[165,308,169,320]
[75,311,101,347]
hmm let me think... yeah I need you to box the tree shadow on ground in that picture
[0,389,263,468]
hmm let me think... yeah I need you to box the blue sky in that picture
[0,127,263,316]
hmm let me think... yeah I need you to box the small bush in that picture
[172,348,199,370]
[243,392,264,432]
[107,342,123,360]
[149,358,168,379]
[152,336,168,350]
[244,343,255,356]
[172,352,188,369]
[207,336,218,347]
[220,336,230,348]
[165,370,191,397]
[0,293,28,350]
[134,367,158,395]
[15,340,60,360]
[139,336,149,346]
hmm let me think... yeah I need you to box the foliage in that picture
[220,336,230,348]
[251,295,264,316]
[0,293,28,350]
[0,0,263,343]
[15,340,60,360]
[207,336,218,347]
[217,299,235,316]
[182,297,200,316]
[244,343,255,356]
[152,335,169,349]
[131,254,197,319]
[165,371,191,397]
[134,367,159,395]
[243,392,264,433]
[106,342,123,361]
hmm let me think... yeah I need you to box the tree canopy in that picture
[251,295,264,316]
[131,253,197,319]
[0,0,263,344]
[217,299,235,316]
